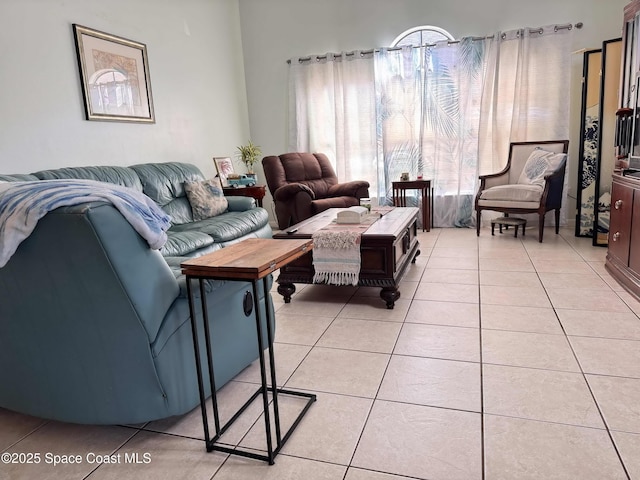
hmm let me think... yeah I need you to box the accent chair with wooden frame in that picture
[475,140,570,242]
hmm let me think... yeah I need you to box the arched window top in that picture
[391,26,454,47]
[90,69,128,85]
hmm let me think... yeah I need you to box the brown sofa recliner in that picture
[262,152,370,230]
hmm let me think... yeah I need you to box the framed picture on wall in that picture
[213,157,235,185]
[72,24,155,123]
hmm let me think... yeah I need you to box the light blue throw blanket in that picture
[0,179,172,268]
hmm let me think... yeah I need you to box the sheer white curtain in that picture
[373,46,424,204]
[288,25,573,227]
[375,39,490,226]
[479,26,573,173]
[288,52,378,189]
[478,26,573,224]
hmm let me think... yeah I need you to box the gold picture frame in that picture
[73,24,155,123]
[213,157,235,186]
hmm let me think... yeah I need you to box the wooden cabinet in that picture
[608,179,634,263]
[606,1,640,299]
[606,174,640,299]
[630,191,640,271]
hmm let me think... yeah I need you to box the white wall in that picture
[239,0,629,221]
[0,0,249,179]
[0,0,629,221]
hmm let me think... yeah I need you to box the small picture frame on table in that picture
[213,157,235,186]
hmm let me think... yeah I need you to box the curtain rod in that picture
[287,22,583,64]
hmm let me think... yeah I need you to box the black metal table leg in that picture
[186,277,213,450]
[260,277,282,446]
[251,279,275,463]
[186,274,316,464]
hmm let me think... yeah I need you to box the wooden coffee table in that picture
[273,207,420,309]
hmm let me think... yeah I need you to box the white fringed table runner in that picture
[311,212,384,286]
[312,229,362,286]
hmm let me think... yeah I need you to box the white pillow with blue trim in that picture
[517,149,566,187]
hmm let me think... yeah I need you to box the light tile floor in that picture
[2,226,640,479]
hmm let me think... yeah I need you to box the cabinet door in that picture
[630,191,640,273]
[608,181,634,264]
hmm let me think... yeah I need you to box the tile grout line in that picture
[12,228,639,480]
[82,427,146,480]
[342,229,438,477]
[545,231,632,480]
[344,252,420,473]
[480,227,633,479]
[477,230,486,480]
[0,419,49,455]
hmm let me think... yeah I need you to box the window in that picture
[391,26,454,47]
[290,24,571,226]
[89,69,136,114]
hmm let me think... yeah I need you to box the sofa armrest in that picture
[328,180,370,198]
[226,196,256,212]
[274,183,315,202]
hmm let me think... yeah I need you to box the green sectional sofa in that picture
[0,162,273,425]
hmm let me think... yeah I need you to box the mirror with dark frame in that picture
[593,38,622,246]
[575,48,602,238]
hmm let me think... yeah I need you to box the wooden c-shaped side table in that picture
[181,238,316,464]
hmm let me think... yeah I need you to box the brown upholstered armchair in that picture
[262,152,370,229]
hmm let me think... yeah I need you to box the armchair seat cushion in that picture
[477,198,541,209]
[479,184,543,203]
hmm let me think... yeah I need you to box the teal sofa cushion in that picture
[0,173,39,181]
[160,231,215,257]
[32,166,143,191]
[131,162,204,224]
[170,208,270,243]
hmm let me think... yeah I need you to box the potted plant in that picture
[236,140,262,177]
